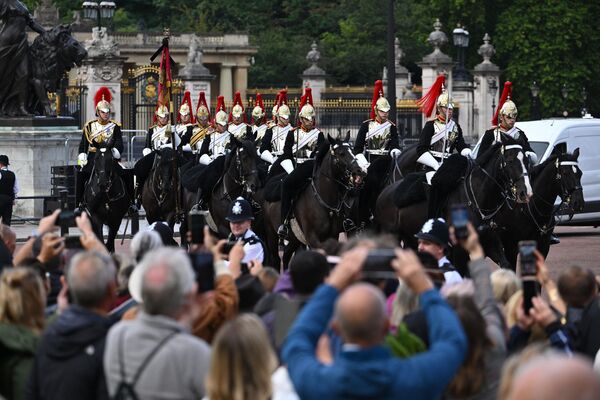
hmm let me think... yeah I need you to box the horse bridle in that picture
[150,151,177,206]
[89,149,124,204]
[466,144,527,221]
[555,158,582,206]
[222,146,259,208]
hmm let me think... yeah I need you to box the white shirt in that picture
[230,228,264,264]
[438,256,463,285]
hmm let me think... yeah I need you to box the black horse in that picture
[83,147,130,252]
[182,137,261,241]
[375,138,532,270]
[263,133,366,268]
[141,147,181,228]
[492,149,584,269]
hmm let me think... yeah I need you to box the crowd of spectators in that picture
[1,203,600,400]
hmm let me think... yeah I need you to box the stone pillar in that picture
[233,66,248,100]
[81,28,125,122]
[452,81,475,141]
[417,19,454,125]
[472,33,501,139]
[180,34,215,106]
[394,38,415,99]
[300,42,327,103]
[219,64,234,102]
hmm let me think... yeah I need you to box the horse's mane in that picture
[475,135,520,167]
[314,139,332,168]
[530,154,558,181]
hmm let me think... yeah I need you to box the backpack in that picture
[112,330,178,400]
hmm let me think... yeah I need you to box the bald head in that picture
[334,283,387,345]
[509,354,600,400]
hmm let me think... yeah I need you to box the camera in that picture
[451,203,470,240]
[362,249,396,278]
[189,210,207,244]
[57,210,76,228]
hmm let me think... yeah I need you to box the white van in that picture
[516,117,600,226]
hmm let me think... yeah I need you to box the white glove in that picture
[355,153,370,173]
[159,143,173,150]
[182,144,192,153]
[417,152,440,170]
[390,148,401,158]
[77,153,87,167]
[199,154,212,165]
[142,148,152,157]
[280,159,294,174]
[526,151,538,165]
[111,148,121,159]
[460,148,472,158]
[425,170,436,185]
[260,150,276,164]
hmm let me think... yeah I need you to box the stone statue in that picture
[86,27,119,58]
[187,35,204,65]
[0,0,87,117]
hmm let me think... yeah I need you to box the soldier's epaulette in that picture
[362,119,374,124]
[389,120,396,126]
[84,119,96,127]
[148,124,158,130]
[110,119,122,127]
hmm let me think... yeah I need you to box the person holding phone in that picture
[225,196,264,264]
[415,218,463,285]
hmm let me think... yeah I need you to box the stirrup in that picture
[343,218,358,233]
[549,234,561,245]
[277,223,289,239]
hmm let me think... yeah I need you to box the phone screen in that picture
[188,252,215,293]
[451,204,469,239]
[519,240,537,276]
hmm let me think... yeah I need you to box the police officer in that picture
[76,87,126,211]
[175,90,195,151]
[0,155,17,226]
[277,88,325,239]
[228,91,254,141]
[416,75,471,182]
[415,218,463,285]
[474,81,537,163]
[259,89,295,175]
[133,102,181,205]
[226,196,265,264]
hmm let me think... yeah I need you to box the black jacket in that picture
[26,306,112,400]
[353,119,399,154]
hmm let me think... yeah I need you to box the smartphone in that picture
[519,240,537,277]
[57,210,75,228]
[362,249,396,278]
[188,252,215,293]
[64,235,83,250]
[451,203,470,240]
[522,278,538,315]
[189,210,207,244]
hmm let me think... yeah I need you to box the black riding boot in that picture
[278,186,292,240]
[427,185,443,219]
[75,172,86,212]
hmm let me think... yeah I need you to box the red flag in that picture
[158,45,172,111]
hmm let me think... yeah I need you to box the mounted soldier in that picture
[76,87,129,212]
[175,90,195,151]
[473,81,537,164]
[133,102,182,207]
[277,87,325,239]
[186,95,233,209]
[182,91,213,158]
[415,74,471,218]
[353,80,401,225]
[251,93,268,149]
[259,89,295,174]
[228,91,254,141]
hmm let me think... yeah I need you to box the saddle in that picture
[393,172,427,208]
[430,154,470,193]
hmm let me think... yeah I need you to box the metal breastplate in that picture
[271,125,290,155]
[253,124,267,141]
[366,120,391,151]
[293,128,319,160]
[151,126,171,149]
[430,121,458,155]
[229,123,248,139]
[89,121,115,145]
[210,132,230,156]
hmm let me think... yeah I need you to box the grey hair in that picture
[334,283,387,343]
[67,251,116,308]
[138,248,195,317]
[130,230,163,263]
[390,279,419,327]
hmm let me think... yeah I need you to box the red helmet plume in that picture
[417,75,445,118]
[492,81,513,126]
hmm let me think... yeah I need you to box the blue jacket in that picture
[282,284,467,400]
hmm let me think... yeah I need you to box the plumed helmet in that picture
[278,104,291,120]
[94,87,112,114]
[500,99,518,119]
[226,196,254,222]
[179,103,191,116]
[230,91,245,122]
[376,97,391,113]
[231,104,244,118]
[299,104,315,121]
[196,91,211,120]
[436,90,454,109]
[197,105,209,118]
[215,110,229,126]
[155,104,169,118]
[252,105,265,119]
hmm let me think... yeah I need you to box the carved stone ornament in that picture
[478,33,495,63]
[85,27,120,58]
[303,41,326,76]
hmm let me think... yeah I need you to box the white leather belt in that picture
[430,151,451,159]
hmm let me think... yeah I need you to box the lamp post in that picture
[530,81,541,120]
[452,24,470,82]
[82,1,116,29]
[561,84,569,118]
[487,77,498,119]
